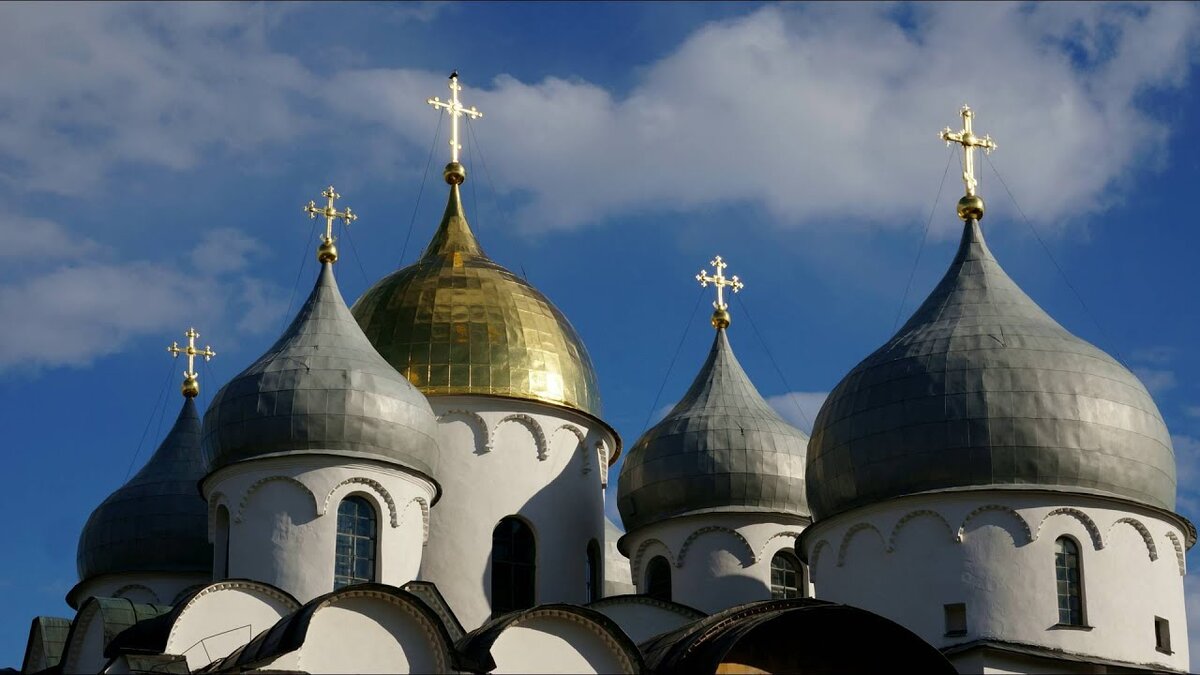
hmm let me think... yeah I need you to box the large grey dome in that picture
[618,329,810,533]
[807,219,1176,520]
[203,263,439,480]
[77,398,210,582]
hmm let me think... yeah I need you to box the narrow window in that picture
[770,551,805,599]
[585,539,602,603]
[1054,537,1085,626]
[1155,617,1172,653]
[492,517,536,615]
[645,556,672,602]
[335,496,377,589]
[214,505,230,580]
[944,603,967,636]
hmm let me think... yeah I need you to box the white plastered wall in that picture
[68,572,209,609]
[622,512,809,614]
[487,611,638,674]
[202,455,436,604]
[164,581,299,671]
[802,491,1190,673]
[419,396,615,629]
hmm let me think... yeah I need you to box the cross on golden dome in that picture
[696,255,744,330]
[427,71,483,184]
[167,327,216,398]
[304,185,357,263]
[940,105,997,221]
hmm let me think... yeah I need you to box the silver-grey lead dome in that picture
[618,329,810,533]
[806,219,1176,520]
[75,398,210,592]
[203,263,439,482]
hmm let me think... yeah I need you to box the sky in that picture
[1,0,1199,667]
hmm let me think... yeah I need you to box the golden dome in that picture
[351,183,603,419]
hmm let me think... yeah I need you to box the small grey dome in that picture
[203,263,439,480]
[618,329,810,533]
[807,219,1176,520]
[77,398,210,581]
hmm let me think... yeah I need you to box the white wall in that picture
[419,397,615,628]
[488,612,637,674]
[803,491,1189,673]
[68,571,208,609]
[622,512,809,614]
[165,581,299,671]
[202,456,437,604]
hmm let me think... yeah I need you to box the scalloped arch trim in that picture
[957,505,1033,545]
[1036,507,1104,550]
[837,523,885,566]
[1107,517,1157,561]
[320,476,400,528]
[495,414,549,460]
[235,476,317,524]
[675,526,756,568]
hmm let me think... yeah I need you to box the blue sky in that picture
[2,1,1199,667]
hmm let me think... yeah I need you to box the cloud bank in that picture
[1,3,1196,234]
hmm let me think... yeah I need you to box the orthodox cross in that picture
[304,185,357,247]
[427,71,483,164]
[168,327,216,398]
[696,256,744,311]
[940,105,997,197]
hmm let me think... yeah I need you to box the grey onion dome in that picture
[618,329,810,533]
[77,398,211,581]
[203,263,439,481]
[807,219,1176,521]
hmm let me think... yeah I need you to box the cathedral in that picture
[16,75,1190,674]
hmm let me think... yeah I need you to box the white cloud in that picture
[190,228,262,275]
[334,3,1200,233]
[2,3,1197,235]
[0,217,103,260]
[1132,346,1177,365]
[766,391,829,435]
[1173,434,1200,520]
[1185,406,1200,419]
[0,220,285,372]
[1133,367,1177,394]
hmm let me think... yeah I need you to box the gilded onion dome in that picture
[202,262,440,480]
[76,398,211,586]
[618,328,810,533]
[806,218,1176,520]
[351,183,603,419]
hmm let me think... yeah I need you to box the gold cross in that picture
[697,256,744,329]
[304,185,356,263]
[167,327,216,398]
[427,71,483,165]
[940,105,997,198]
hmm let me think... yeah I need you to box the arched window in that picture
[335,496,377,590]
[492,517,536,615]
[1055,537,1085,626]
[770,551,805,599]
[586,539,602,603]
[645,555,672,602]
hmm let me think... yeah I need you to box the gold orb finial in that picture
[443,161,466,185]
[940,104,997,221]
[304,185,356,263]
[696,255,744,331]
[167,327,216,398]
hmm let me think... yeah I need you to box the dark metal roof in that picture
[640,598,955,674]
[618,329,810,533]
[76,398,211,583]
[203,263,440,481]
[807,219,1176,520]
[21,616,71,673]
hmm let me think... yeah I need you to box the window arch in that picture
[1055,536,1085,626]
[335,495,378,590]
[645,555,672,602]
[492,517,536,615]
[586,539,602,603]
[770,551,805,599]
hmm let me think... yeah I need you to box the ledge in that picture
[1048,623,1093,632]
